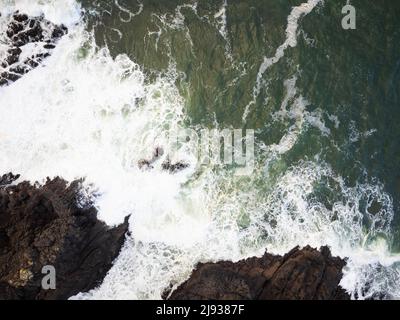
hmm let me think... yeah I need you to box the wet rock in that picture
[0,11,68,87]
[138,147,189,173]
[138,147,164,171]
[0,176,129,300]
[162,159,189,174]
[5,48,22,65]
[43,44,55,50]
[166,246,350,300]
[52,25,68,39]
[0,173,20,187]
[13,13,28,23]
[138,159,153,171]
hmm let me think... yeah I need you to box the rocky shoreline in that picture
[0,174,129,300]
[0,11,68,87]
[165,246,349,300]
[0,173,349,300]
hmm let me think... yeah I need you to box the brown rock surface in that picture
[0,174,129,300]
[166,246,350,300]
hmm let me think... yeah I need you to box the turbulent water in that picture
[1,0,400,300]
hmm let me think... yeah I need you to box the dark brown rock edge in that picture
[0,11,68,87]
[0,173,129,300]
[166,246,350,300]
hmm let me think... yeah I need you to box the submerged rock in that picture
[161,159,189,174]
[166,246,350,300]
[0,175,129,300]
[138,147,164,171]
[0,11,68,87]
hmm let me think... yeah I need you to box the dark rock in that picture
[162,159,189,173]
[0,12,68,87]
[0,176,129,300]
[5,48,22,66]
[138,147,189,173]
[25,58,39,69]
[13,13,28,23]
[9,65,29,76]
[138,159,153,171]
[43,44,55,50]
[0,173,20,187]
[51,25,68,39]
[166,246,350,300]
[7,22,24,38]
[138,147,164,171]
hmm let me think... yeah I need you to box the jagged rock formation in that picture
[0,11,68,86]
[166,246,350,300]
[0,175,129,300]
[0,173,20,187]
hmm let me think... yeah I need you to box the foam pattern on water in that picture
[243,0,323,121]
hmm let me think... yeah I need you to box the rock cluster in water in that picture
[0,174,129,300]
[138,147,189,173]
[166,246,350,300]
[0,11,68,86]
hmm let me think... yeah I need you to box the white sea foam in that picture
[243,0,322,122]
[0,0,81,26]
[257,0,322,77]
[1,0,399,300]
[214,0,232,61]
[114,0,143,23]
[268,76,331,155]
[149,1,198,58]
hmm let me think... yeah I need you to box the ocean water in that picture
[1,0,400,300]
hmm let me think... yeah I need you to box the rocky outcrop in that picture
[0,175,129,300]
[138,147,189,173]
[0,11,68,86]
[166,246,350,300]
